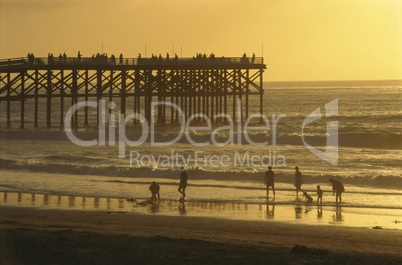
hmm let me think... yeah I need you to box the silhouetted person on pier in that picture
[78,51,81,62]
[294,166,303,196]
[149,181,160,201]
[63,52,67,63]
[252,53,256,63]
[178,167,188,200]
[329,178,344,203]
[59,53,63,63]
[317,185,323,204]
[48,53,53,64]
[166,53,169,60]
[119,53,123,65]
[27,53,35,64]
[264,166,275,198]
[242,53,247,63]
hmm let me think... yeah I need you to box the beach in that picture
[1,205,402,264]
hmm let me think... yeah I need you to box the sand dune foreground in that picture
[1,206,401,265]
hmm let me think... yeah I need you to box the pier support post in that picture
[20,71,25,129]
[121,70,126,118]
[46,70,52,127]
[84,70,89,126]
[97,70,102,127]
[259,69,263,122]
[72,70,78,128]
[34,71,38,128]
[6,73,11,128]
[245,69,249,121]
[60,70,64,128]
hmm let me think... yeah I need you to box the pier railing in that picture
[0,56,264,70]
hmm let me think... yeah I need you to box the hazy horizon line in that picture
[265,79,402,83]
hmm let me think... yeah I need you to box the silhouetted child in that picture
[303,191,313,203]
[317,185,323,204]
[264,166,275,198]
[149,181,160,201]
[178,167,188,200]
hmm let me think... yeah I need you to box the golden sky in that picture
[1,0,401,81]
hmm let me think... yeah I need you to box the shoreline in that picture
[1,205,402,264]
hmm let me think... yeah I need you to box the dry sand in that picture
[1,206,402,264]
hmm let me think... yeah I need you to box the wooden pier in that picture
[0,55,266,128]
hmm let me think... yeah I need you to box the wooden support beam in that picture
[157,70,162,123]
[260,69,263,122]
[121,70,126,118]
[232,69,236,122]
[34,71,38,128]
[245,69,249,121]
[47,70,52,127]
[72,70,78,128]
[224,70,228,122]
[97,70,102,127]
[20,71,25,128]
[60,70,64,128]
[109,70,113,116]
[84,70,89,126]
[7,73,11,127]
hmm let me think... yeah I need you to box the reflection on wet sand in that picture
[333,206,344,222]
[0,192,400,229]
[266,203,275,219]
[151,201,160,213]
[295,206,302,219]
[294,205,313,219]
[178,202,186,215]
[317,206,323,219]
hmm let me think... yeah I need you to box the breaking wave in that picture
[1,158,401,189]
[1,129,401,149]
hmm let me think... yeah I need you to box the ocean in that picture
[1,80,401,227]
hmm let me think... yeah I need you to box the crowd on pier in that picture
[25,51,260,66]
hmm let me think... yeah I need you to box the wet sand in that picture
[1,191,401,230]
[1,205,402,265]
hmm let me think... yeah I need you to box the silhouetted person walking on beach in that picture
[264,166,275,198]
[329,178,344,203]
[294,166,303,196]
[149,181,160,201]
[178,167,188,200]
[317,185,323,204]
